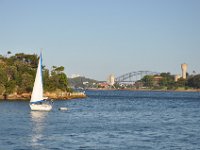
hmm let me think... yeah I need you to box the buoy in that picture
[59,107,68,111]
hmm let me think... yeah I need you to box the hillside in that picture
[68,76,99,89]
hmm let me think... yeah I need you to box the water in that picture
[0,90,200,150]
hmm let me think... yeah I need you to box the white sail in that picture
[30,53,43,103]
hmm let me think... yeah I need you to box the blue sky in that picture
[0,0,199,80]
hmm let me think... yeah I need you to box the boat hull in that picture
[30,104,52,111]
[59,107,68,111]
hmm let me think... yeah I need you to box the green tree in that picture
[5,66,17,81]
[159,72,175,89]
[5,80,16,94]
[7,51,11,58]
[0,68,7,85]
[55,66,64,72]
[176,78,186,87]
[142,75,154,87]
[187,75,200,89]
[0,52,70,96]
[57,73,68,90]
[0,84,5,95]
[48,66,69,91]
[17,73,34,93]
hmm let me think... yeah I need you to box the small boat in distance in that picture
[59,107,68,111]
[29,53,53,111]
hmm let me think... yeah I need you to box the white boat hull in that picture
[59,107,68,111]
[30,104,52,111]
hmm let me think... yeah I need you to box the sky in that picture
[0,0,199,80]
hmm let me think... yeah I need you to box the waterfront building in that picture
[181,63,188,79]
[107,74,115,86]
[174,63,188,81]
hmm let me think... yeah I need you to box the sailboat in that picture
[30,53,52,111]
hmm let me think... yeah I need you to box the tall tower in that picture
[181,63,188,79]
[107,74,115,86]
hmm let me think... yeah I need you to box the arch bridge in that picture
[115,71,159,83]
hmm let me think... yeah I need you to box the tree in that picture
[5,66,17,81]
[57,73,68,90]
[159,72,175,89]
[55,66,64,72]
[187,75,200,89]
[17,73,34,93]
[176,78,186,87]
[0,85,5,95]
[43,69,50,91]
[7,51,11,58]
[142,75,154,87]
[0,52,70,96]
[5,80,16,94]
[0,68,7,85]
[48,66,69,91]
[51,66,65,75]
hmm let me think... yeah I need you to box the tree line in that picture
[0,52,71,96]
[141,72,200,90]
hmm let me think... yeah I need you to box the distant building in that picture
[174,63,188,81]
[107,74,115,86]
[181,63,188,79]
[98,82,110,88]
[83,82,89,85]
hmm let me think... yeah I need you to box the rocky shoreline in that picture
[0,91,86,100]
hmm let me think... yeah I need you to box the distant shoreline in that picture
[86,88,200,92]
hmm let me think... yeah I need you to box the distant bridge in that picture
[115,71,159,83]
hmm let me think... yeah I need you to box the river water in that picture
[0,90,200,150]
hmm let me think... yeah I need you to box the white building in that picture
[181,63,188,79]
[107,74,115,86]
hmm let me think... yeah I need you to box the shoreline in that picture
[0,91,86,100]
[1,89,200,100]
[86,88,200,92]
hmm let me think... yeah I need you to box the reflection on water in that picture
[31,111,48,122]
[30,111,48,148]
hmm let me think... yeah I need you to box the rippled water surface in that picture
[0,90,200,150]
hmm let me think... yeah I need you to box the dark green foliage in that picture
[159,72,174,86]
[176,78,186,87]
[141,75,154,87]
[0,68,7,85]
[141,72,200,90]
[7,51,11,55]
[45,66,69,92]
[0,53,70,95]
[5,80,16,94]
[187,75,200,89]
[159,72,176,89]
[18,73,34,93]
